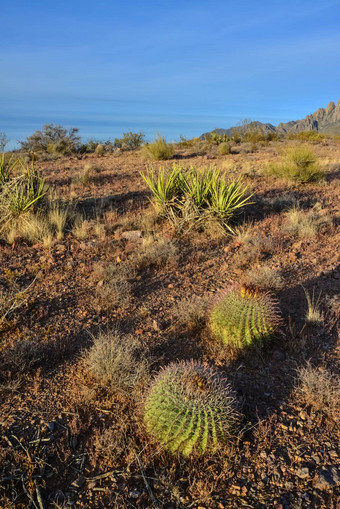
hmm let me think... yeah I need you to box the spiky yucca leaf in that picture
[144,361,238,457]
[210,284,281,349]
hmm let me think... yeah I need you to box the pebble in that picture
[296,467,310,479]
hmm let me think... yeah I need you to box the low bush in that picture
[144,360,239,456]
[296,362,339,422]
[20,124,81,157]
[141,165,253,233]
[86,330,149,392]
[142,134,174,160]
[265,145,324,183]
[218,142,231,155]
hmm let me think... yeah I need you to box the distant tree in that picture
[0,132,9,152]
[20,124,81,155]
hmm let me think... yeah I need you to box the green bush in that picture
[0,132,9,152]
[20,124,81,156]
[142,134,174,160]
[144,360,238,456]
[218,142,230,155]
[95,143,105,156]
[141,165,253,232]
[209,284,281,349]
[288,131,326,143]
[265,145,324,183]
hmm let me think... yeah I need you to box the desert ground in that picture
[0,135,339,508]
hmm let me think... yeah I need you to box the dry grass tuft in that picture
[243,264,283,290]
[131,236,178,269]
[296,362,340,422]
[283,204,332,238]
[303,287,323,325]
[86,330,150,392]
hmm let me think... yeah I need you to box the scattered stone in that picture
[296,467,309,479]
[313,466,340,490]
[333,272,340,279]
[129,489,141,499]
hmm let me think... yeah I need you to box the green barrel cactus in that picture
[143,360,238,457]
[210,284,281,349]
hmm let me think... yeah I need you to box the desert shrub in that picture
[86,330,149,391]
[95,143,105,156]
[131,236,178,269]
[204,132,229,145]
[144,360,238,456]
[121,131,145,149]
[141,165,253,233]
[283,204,331,238]
[243,264,283,290]
[265,145,324,183]
[218,142,231,155]
[209,284,282,349]
[289,131,326,143]
[296,362,339,422]
[142,134,174,160]
[19,124,81,156]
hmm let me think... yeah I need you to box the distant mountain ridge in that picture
[200,99,340,139]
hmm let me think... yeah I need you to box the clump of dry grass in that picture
[172,295,209,331]
[265,145,324,183]
[283,204,332,238]
[232,234,277,270]
[86,330,150,392]
[142,134,174,160]
[130,236,178,269]
[243,264,283,290]
[296,362,340,422]
[303,287,323,325]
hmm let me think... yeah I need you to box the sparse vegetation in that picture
[142,133,174,160]
[265,145,325,183]
[303,287,323,325]
[144,360,239,456]
[86,330,149,392]
[20,124,81,157]
[141,164,253,232]
[297,362,339,422]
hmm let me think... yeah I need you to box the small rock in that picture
[313,466,340,490]
[333,272,340,280]
[296,467,310,479]
[129,489,141,499]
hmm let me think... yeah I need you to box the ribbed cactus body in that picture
[210,284,281,349]
[143,361,237,457]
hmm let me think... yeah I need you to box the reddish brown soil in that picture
[0,140,339,508]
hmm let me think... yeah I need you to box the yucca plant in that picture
[0,154,18,188]
[140,164,184,211]
[182,167,216,208]
[144,360,238,457]
[210,284,282,349]
[0,164,46,222]
[208,177,253,233]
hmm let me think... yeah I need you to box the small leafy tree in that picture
[20,124,81,156]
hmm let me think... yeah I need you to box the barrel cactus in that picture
[209,284,281,349]
[143,360,238,457]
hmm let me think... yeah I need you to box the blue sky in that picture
[1,0,340,148]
